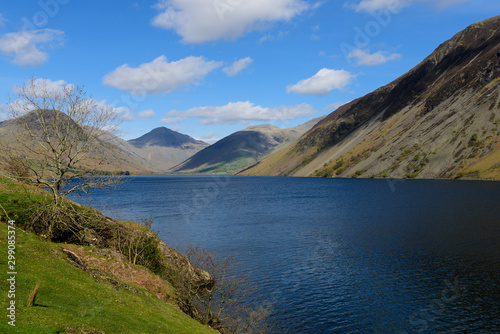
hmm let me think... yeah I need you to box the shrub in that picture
[355,169,367,176]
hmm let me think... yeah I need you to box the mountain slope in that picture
[129,127,207,148]
[0,113,156,175]
[171,117,324,174]
[0,177,216,333]
[241,15,500,180]
[128,127,209,171]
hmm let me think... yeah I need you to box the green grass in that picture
[0,224,215,333]
[0,178,216,334]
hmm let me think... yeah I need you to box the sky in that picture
[0,0,499,143]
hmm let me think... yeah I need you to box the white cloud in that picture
[348,0,407,12]
[152,0,311,43]
[102,55,222,95]
[169,125,182,132]
[260,30,289,43]
[9,79,132,124]
[137,109,156,119]
[287,68,355,96]
[347,0,468,13]
[122,111,135,122]
[348,48,401,66]
[92,99,130,116]
[160,101,316,125]
[200,132,221,144]
[0,29,65,66]
[12,78,74,101]
[223,57,253,76]
[323,101,350,110]
[102,125,122,134]
[201,131,220,140]
[160,116,184,124]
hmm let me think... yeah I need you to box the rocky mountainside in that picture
[127,127,209,171]
[172,117,324,174]
[241,15,500,180]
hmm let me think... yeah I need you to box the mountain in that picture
[172,117,324,174]
[127,127,209,171]
[240,16,500,180]
[128,127,207,148]
[0,111,156,174]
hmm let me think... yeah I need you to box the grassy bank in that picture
[0,177,216,334]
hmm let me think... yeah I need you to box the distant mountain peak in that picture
[171,117,324,174]
[128,127,208,149]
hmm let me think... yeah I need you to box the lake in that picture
[71,176,500,333]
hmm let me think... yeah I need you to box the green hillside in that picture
[0,177,216,334]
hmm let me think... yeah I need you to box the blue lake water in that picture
[72,176,500,333]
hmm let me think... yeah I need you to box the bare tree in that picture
[1,77,123,204]
[184,244,270,333]
[0,77,124,238]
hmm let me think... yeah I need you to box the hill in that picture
[240,15,500,180]
[0,117,209,174]
[128,127,209,171]
[0,113,156,175]
[0,177,216,333]
[172,117,324,174]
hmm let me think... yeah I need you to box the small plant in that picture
[332,159,344,170]
[28,282,40,307]
[355,169,367,176]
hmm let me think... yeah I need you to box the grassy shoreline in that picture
[0,177,217,334]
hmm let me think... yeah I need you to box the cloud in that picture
[102,125,122,134]
[259,30,289,43]
[200,132,221,144]
[322,101,351,110]
[10,79,132,123]
[152,0,311,43]
[0,29,65,66]
[348,48,401,66]
[122,111,135,122]
[287,68,355,96]
[201,131,220,140]
[160,101,316,125]
[348,0,407,12]
[347,0,468,13]
[12,78,74,100]
[223,57,253,76]
[90,99,130,116]
[137,109,156,119]
[102,55,222,95]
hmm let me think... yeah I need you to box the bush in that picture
[355,169,367,176]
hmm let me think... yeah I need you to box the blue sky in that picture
[0,0,498,142]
